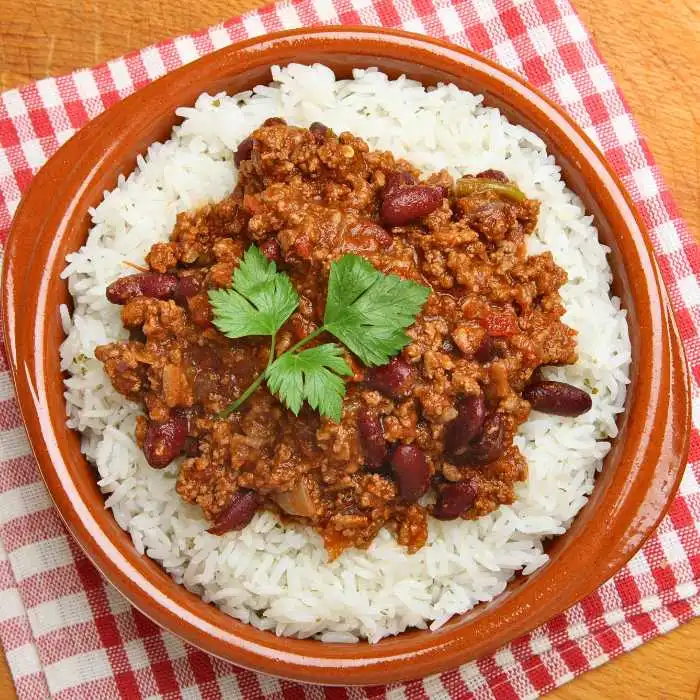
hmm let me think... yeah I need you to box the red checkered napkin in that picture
[0,0,698,697]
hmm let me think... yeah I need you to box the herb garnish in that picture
[209,245,429,421]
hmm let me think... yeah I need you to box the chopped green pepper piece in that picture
[454,177,526,202]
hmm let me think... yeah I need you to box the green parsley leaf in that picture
[208,246,299,338]
[208,245,429,422]
[266,344,352,422]
[323,254,430,366]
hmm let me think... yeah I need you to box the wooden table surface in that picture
[1,0,699,697]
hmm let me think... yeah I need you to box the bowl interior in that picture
[4,28,689,685]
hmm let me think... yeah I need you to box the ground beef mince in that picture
[95,120,586,559]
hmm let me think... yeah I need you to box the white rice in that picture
[60,64,631,643]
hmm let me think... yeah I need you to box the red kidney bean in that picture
[432,479,478,520]
[259,238,282,264]
[366,357,414,399]
[383,170,416,194]
[139,273,177,298]
[461,413,506,465]
[234,137,254,167]
[475,169,509,183]
[473,335,496,363]
[357,409,388,469]
[523,380,592,417]
[107,275,142,304]
[444,394,486,458]
[391,445,430,503]
[106,273,177,305]
[309,122,330,143]
[143,414,188,468]
[208,490,260,535]
[263,117,286,126]
[173,276,201,304]
[381,185,444,226]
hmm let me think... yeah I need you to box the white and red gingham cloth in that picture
[0,0,698,698]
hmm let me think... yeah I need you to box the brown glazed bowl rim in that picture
[2,27,690,685]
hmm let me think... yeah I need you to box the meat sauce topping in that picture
[95,120,591,559]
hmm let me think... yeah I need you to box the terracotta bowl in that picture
[2,27,690,685]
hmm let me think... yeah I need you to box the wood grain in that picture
[0,0,698,697]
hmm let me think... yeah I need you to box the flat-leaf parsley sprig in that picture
[208,246,299,417]
[209,245,429,421]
